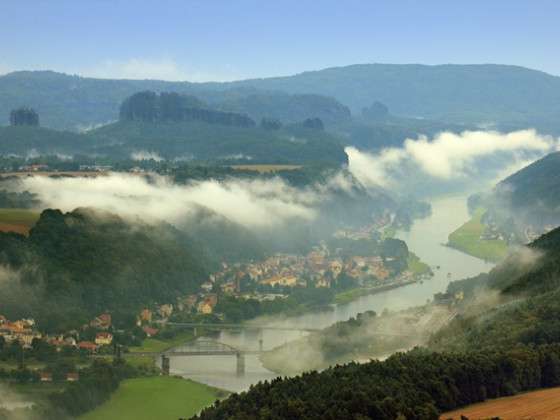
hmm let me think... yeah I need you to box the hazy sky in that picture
[1,0,559,81]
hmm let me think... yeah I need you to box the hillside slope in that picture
[232,64,560,129]
[431,225,560,351]
[88,120,348,164]
[0,208,209,331]
[0,120,347,164]
[471,152,560,243]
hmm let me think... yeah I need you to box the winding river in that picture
[172,194,495,392]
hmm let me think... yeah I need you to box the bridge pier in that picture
[236,352,245,376]
[259,338,263,352]
[161,355,170,376]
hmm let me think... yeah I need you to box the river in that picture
[171,194,495,392]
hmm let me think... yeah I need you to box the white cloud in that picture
[346,146,405,188]
[347,129,559,188]
[404,130,552,179]
[131,150,164,162]
[21,173,318,229]
[86,57,238,82]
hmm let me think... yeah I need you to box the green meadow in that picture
[80,376,225,420]
[448,207,508,262]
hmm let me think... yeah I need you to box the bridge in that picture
[165,321,321,333]
[166,322,424,339]
[125,325,424,376]
[159,340,261,376]
[129,329,424,376]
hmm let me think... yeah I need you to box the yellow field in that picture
[0,208,40,235]
[441,387,560,419]
[230,164,302,173]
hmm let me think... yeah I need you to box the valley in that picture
[2,7,560,417]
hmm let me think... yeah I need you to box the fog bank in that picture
[347,129,559,190]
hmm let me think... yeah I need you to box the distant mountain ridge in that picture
[2,63,560,132]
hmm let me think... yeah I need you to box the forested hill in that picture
[231,63,560,131]
[431,224,560,351]
[497,151,560,211]
[0,71,351,130]
[87,119,347,164]
[3,64,560,132]
[471,152,560,239]
[0,208,210,332]
[0,89,349,164]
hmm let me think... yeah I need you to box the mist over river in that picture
[171,195,495,392]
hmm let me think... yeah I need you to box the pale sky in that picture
[1,0,559,81]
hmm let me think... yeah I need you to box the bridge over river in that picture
[127,339,262,376]
[127,326,424,376]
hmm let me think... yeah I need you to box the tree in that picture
[361,101,389,120]
[10,107,39,126]
[302,117,324,130]
[260,118,283,130]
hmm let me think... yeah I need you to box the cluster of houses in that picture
[333,212,394,240]
[208,248,392,296]
[137,293,220,331]
[0,315,41,348]
[17,163,49,172]
[0,313,117,355]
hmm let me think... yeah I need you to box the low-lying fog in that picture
[18,129,560,234]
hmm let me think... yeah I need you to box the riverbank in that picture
[335,251,432,305]
[334,278,420,305]
[447,207,508,262]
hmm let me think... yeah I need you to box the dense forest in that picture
[196,345,560,420]
[0,208,209,332]
[88,118,347,164]
[9,107,39,127]
[119,91,256,127]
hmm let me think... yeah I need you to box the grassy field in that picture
[407,252,432,275]
[441,386,560,419]
[80,376,224,420]
[447,207,508,262]
[0,208,40,235]
[230,164,302,173]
